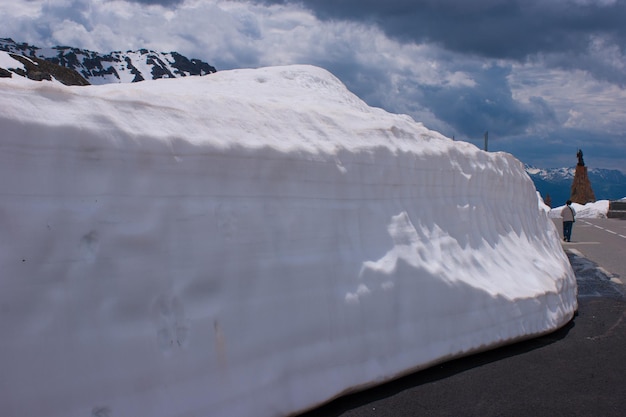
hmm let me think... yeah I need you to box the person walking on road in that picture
[561,200,576,242]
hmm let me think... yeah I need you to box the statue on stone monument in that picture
[570,147,595,204]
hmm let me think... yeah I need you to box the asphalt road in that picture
[557,218,626,283]
[297,220,626,417]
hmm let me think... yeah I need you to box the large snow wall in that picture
[0,65,577,417]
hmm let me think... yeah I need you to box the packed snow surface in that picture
[0,65,577,417]
[549,200,610,219]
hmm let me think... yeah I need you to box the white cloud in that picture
[509,63,626,135]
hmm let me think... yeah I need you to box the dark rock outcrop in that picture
[607,200,626,219]
[0,37,217,85]
[2,53,90,86]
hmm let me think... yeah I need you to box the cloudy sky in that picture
[2,0,626,171]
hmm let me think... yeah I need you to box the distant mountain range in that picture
[0,38,216,85]
[526,166,626,206]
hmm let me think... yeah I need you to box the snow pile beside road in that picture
[550,200,610,219]
[0,65,577,417]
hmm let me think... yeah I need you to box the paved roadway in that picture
[558,218,626,284]
[298,218,626,417]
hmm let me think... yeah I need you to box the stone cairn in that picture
[569,149,596,204]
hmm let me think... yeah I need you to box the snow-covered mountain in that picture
[0,38,216,85]
[0,50,90,85]
[526,165,626,205]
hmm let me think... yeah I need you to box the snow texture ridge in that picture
[0,65,577,417]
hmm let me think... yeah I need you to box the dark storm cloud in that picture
[400,64,555,140]
[259,0,626,83]
[121,0,183,5]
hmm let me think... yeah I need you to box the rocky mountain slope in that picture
[0,38,216,85]
[0,51,90,85]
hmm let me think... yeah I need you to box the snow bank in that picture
[0,65,577,417]
[550,200,610,219]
